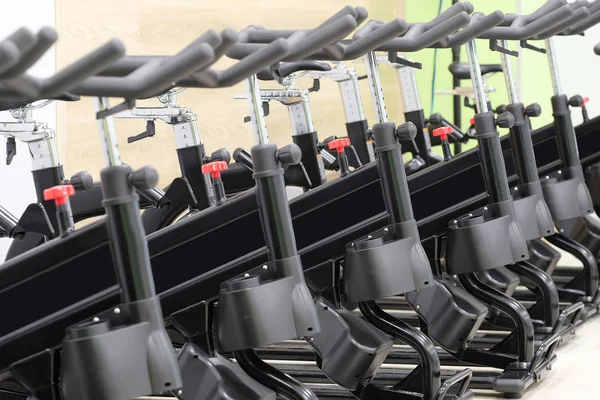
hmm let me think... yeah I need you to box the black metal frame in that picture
[2,118,600,373]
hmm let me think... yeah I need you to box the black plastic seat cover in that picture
[257,60,331,81]
[448,62,503,80]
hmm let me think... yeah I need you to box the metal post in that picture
[246,75,270,144]
[465,41,489,114]
[545,38,563,96]
[364,52,389,124]
[499,40,539,186]
[499,41,519,105]
[94,97,122,167]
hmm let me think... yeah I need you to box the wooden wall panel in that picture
[55,0,405,187]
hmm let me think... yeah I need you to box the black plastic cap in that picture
[276,144,302,166]
[428,113,443,125]
[496,111,515,129]
[210,148,231,164]
[70,171,94,191]
[371,122,397,148]
[525,103,542,118]
[396,122,417,141]
[129,166,159,190]
[568,94,584,107]
[495,104,507,114]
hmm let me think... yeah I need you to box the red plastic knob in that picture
[202,161,228,178]
[583,97,590,108]
[328,138,351,153]
[43,184,75,206]
[470,117,475,125]
[432,126,452,141]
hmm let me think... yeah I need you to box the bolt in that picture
[351,243,355,247]
[453,220,458,224]
[546,175,550,179]
[560,229,564,233]
[514,186,519,191]
[244,273,250,278]
[468,213,473,217]
[310,336,315,342]
[383,227,388,232]
[367,235,372,239]
[558,170,562,174]
[484,207,488,211]
[113,307,121,314]
[416,304,420,309]
[178,390,183,395]
[92,317,100,322]
[262,265,268,270]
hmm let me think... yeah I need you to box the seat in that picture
[448,62,503,80]
[256,60,331,81]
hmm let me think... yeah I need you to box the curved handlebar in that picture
[534,5,590,40]
[433,11,505,48]
[0,39,20,77]
[478,3,575,40]
[71,43,215,98]
[562,1,600,35]
[0,39,126,99]
[375,11,470,53]
[0,27,57,79]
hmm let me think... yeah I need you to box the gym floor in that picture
[474,315,600,399]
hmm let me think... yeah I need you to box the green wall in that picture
[404,0,554,139]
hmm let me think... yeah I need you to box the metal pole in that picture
[93,97,122,167]
[499,41,519,105]
[545,38,563,96]
[246,74,270,144]
[465,40,489,114]
[452,0,462,153]
[364,52,389,124]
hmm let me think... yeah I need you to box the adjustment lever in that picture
[205,148,231,164]
[202,161,228,205]
[127,120,156,143]
[328,138,351,177]
[233,147,254,170]
[433,127,453,161]
[6,137,16,165]
[67,171,94,191]
[43,184,75,237]
[568,95,590,122]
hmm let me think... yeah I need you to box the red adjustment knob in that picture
[433,126,452,141]
[43,184,75,206]
[583,97,590,108]
[470,117,475,125]
[202,161,228,179]
[328,138,351,153]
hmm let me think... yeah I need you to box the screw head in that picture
[92,317,100,322]
[113,307,121,314]
[383,227,389,232]
[367,235,372,239]
[558,170,562,174]
[546,176,550,179]
[178,390,183,395]
[309,336,315,342]
[244,273,250,278]
[262,265,268,270]
[416,304,420,309]
[484,206,488,211]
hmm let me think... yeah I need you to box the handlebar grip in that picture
[209,38,290,87]
[0,27,53,79]
[438,11,504,48]
[286,14,357,60]
[0,41,20,77]
[381,11,470,52]
[179,29,223,54]
[313,5,360,30]
[74,43,214,98]
[535,7,590,39]
[428,1,473,28]
[567,7,600,34]
[527,0,567,22]
[43,39,126,97]
[479,4,574,40]
[343,18,408,59]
